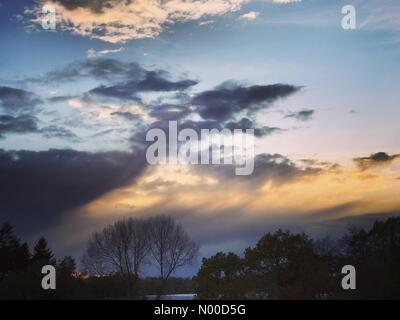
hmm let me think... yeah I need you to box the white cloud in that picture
[199,20,215,26]
[87,47,125,59]
[30,0,250,43]
[238,11,259,20]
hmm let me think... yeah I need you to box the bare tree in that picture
[147,215,199,297]
[81,218,149,283]
[82,215,198,297]
[127,218,150,277]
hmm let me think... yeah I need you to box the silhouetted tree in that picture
[31,237,54,265]
[4,216,400,299]
[196,252,246,299]
[147,215,199,298]
[196,230,334,300]
[244,230,331,299]
[341,217,400,299]
[58,256,76,275]
[54,256,82,299]
[81,218,149,295]
[0,222,30,281]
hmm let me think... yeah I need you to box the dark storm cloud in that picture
[253,126,283,137]
[52,0,116,13]
[0,115,82,142]
[130,111,285,152]
[29,59,198,97]
[134,71,198,92]
[0,86,41,113]
[243,153,321,184]
[0,115,39,138]
[225,118,284,137]
[90,73,197,100]
[354,152,400,171]
[130,118,222,148]
[89,84,142,101]
[144,108,283,138]
[130,116,250,147]
[191,82,301,121]
[0,148,147,234]
[285,109,315,121]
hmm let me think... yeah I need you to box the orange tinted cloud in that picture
[82,155,400,224]
[31,0,249,43]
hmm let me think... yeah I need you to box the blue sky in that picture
[1,0,399,157]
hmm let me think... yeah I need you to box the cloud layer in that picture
[285,109,315,121]
[192,82,301,120]
[29,0,249,43]
[0,86,41,114]
[354,152,400,171]
[0,148,147,234]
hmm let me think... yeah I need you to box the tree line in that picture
[1,215,400,299]
[82,215,199,297]
[0,222,76,299]
[195,217,400,299]
[0,215,199,299]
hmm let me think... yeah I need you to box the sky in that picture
[0,0,399,276]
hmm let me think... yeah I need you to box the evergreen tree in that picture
[58,256,76,276]
[0,222,30,280]
[342,217,400,299]
[31,237,54,265]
